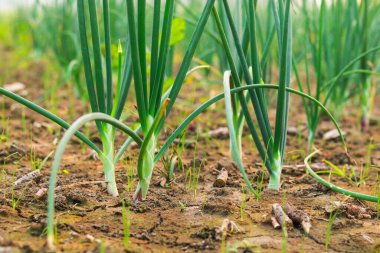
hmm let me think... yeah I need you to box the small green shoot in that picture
[160,148,177,186]
[21,108,27,134]
[281,193,288,253]
[11,170,28,210]
[186,131,202,198]
[1,100,9,143]
[325,211,337,251]
[240,184,246,222]
[221,230,227,253]
[30,149,54,171]
[124,160,134,193]
[121,199,130,250]
[179,201,185,212]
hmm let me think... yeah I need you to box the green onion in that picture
[294,0,380,149]
[2,0,216,248]
[211,0,345,192]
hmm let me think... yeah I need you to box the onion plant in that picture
[149,1,345,197]
[293,0,380,149]
[28,0,84,100]
[216,0,378,204]
[216,0,294,190]
[192,0,276,162]
[1,0,216,248]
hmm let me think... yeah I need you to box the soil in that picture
[1,44,380,253]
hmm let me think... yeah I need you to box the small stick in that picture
[285,203,311,234]
[271,216,281,229]
[213,169,228,188]
[35,188,48,199]
[272,203,293,229]
[14,170,41,188]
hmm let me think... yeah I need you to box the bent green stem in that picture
[304,151,379,202]
[47,113,141,249]
[0,88,100,153]
[223,71,260,198]
[155,84,346,196]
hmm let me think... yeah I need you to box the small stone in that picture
[85,234,95,242]
[208,127,229,139]
[4,82,26,93]
[323,129,347,141]
[70,231,79,237]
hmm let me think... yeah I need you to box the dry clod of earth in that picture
[272,203,293,229]
[0,143,26,163]
[173,138,195,149]
[215,219,243,240]
[208,127,229,139]
[324,201,373,219]
[286,126,298,135]
[213,169,228,188]
[216,158,237,171]
[285,203,311,233]
[85,150,99,160]
[0,246,14,253]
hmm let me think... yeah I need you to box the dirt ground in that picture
[1,45,380,253]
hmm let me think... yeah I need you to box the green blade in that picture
[77,0,99,114]
[126,0,147,132]
[0,88,100,154]
[103,0,113,114]
[88,0,106,113]
[273,0,291,154]
[149,0,175,115]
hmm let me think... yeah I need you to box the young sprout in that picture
[121,199,130,250]
[325,210,338,251]
[240,185,246,222]
[179,201,186,212]
[11,170,28,210]
[30,149,54,171]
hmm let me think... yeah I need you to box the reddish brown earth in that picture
[1,45,380,253]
